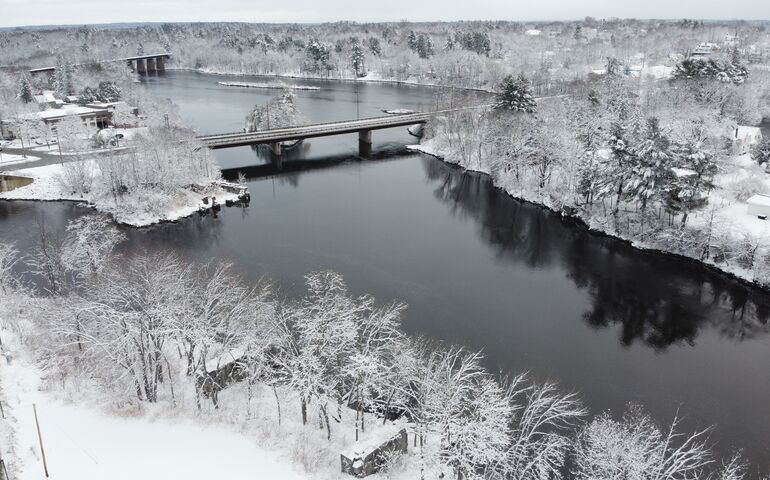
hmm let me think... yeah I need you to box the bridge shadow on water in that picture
[220,142,415,182]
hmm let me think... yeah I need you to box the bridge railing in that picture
[198,112,433,140]
[196,104,493,141]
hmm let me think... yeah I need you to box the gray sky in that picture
[1,0,769,28]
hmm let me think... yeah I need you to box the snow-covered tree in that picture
[495,74,536,113]
[572,404,713,480]
[628,117,677,229]
[53,58,74,98]
[751,139,770,166]
[61,214,125,279]
[245,89,302,132]
[351,43,366,77]
[17,73,33,103]
[0,242,20,293]
[500,376,586,480]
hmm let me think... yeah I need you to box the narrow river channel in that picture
[1,71,768,471]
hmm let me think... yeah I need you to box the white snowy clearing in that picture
[0,163,242,227]
[0,345,310,480]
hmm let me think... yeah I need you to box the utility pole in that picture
[355,82,360,120]
[33,404,49,477]
[55,128,62,165]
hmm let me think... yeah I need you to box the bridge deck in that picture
[197,112,434,149]
[29,53,171,73]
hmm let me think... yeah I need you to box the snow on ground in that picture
[0,337,310,480]
[0,163,243,227]
[0,164,82,201]
[0,152,40,166]
[641,65,674,80]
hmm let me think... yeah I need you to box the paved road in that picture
[0,146,122,172]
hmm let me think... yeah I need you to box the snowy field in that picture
[0,337,309,480]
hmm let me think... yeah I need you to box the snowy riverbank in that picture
[0,298,420,480]
[168,67,498,94]
[0,163,246,227]
[408,140,770,290]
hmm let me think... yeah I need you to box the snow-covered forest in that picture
[0,221,757,479]
[0,17,769,479]
[414,49,770,287]
[1,20,768,94]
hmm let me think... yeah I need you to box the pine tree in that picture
[751,139,770,166]
[97,81,121,102]
[495,74,536,113]
[351,44,366,77]
[53,58,73,98]
[628,118,677,229]
[17,74,34,103]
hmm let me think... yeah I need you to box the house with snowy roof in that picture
[690,42,720,58]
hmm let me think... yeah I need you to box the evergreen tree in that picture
[17,74,34,103]
[53,59,73,98]
[367,37,381,56]
[415,34,433,59]
[605,56,621,77]
[407,31,418,50]
[628,117,677,224]
[77,86,98,105]
[670,130,718,225]
[751,139,770,166]
[495,74,536,113]
[97,81,121,102]
[351,44,366,77]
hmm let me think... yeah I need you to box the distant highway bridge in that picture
[29,53,171,75]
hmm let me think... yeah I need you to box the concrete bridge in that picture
[28,53,171,75]
[197,111,439,164]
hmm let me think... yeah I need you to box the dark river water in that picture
[2,71,769,472]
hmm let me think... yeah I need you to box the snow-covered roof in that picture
[525,29,542,36]
[735,126,763,142]
[671,167,696,178]
[596,149,612,159]
[17,105,111,122]
[747,194,770,207]
[33,90,57,104]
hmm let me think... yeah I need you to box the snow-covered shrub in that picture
[723,170,768,202]
[0,242,20,293]
[572,404,712,480]
[56,154,95,196]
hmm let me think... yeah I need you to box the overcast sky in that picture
[1,0,769,28]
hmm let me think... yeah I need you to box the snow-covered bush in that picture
[572,404,712,480]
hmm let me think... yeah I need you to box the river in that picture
[1,71,769,471]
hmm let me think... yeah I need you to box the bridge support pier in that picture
[358,129,372,157]
[137,59,147,74]
[147,57,157,74]
[156,56,165,71]
[270,142,283,169]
